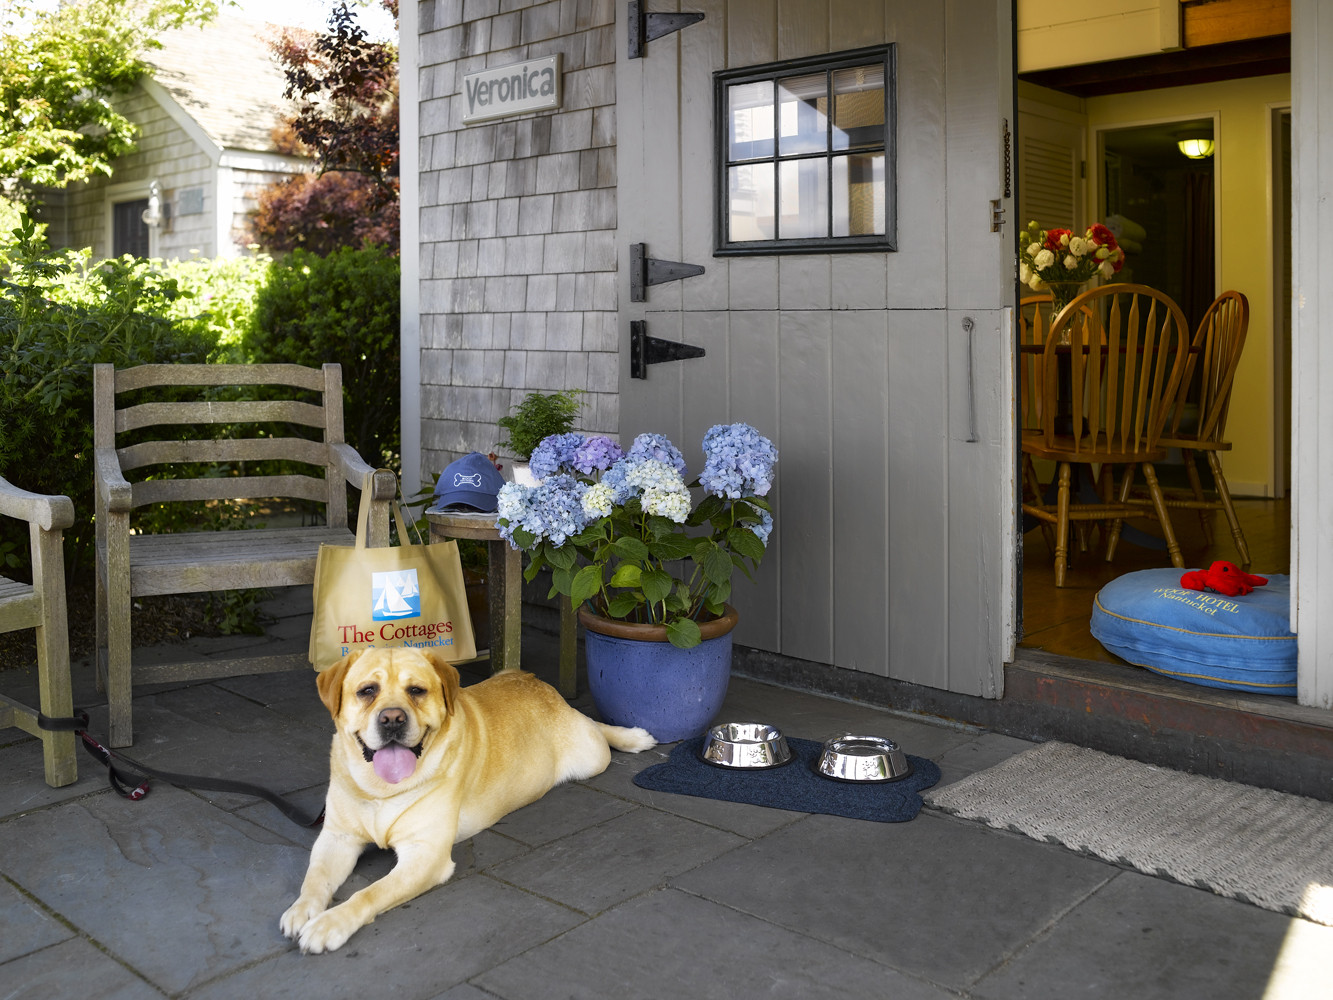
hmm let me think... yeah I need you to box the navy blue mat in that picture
[633,736,940,823]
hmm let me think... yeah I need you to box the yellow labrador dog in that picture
[281,647,655,954]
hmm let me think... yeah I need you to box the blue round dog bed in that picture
[1090,568,1296,695]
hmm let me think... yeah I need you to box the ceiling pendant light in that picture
[1176,137,1215,160]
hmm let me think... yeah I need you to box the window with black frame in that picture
[716,47,895,255]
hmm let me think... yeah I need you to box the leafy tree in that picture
[249,165,398,257]
[0,0,218,194]
[248,1,399,254]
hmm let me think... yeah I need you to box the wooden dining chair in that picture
[1122,290,1252,568]
[1018,295,1055,548]
[1020,284,1192,587]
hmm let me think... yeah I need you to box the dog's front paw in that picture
[296,904,365,954]
[280,897,325,940]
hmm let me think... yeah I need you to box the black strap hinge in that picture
[628,1,705,59]
[630,243,706,302]
[630,320,706,379]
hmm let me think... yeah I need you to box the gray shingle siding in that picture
[417,0,618,482]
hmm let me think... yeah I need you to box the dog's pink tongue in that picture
[373,745,417,784]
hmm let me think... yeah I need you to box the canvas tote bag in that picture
[309,493,477,668]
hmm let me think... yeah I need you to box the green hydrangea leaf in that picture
[641,566,673,604]
[666,618,702,649]
[570,564,603,605]
[649,533,695,561]
[606,592,642,618]
[727,526,765,560]
[700,545,733,585]
[543,543,577,570]
[612,536,650,561]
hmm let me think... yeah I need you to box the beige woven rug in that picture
[923,741,1333,926]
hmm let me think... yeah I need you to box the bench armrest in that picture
[94,448,135,513]
[329,443,397,500]
[0,477,74,532]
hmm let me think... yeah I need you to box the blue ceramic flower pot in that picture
[580,606,737,743]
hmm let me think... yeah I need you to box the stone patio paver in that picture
[1,604,1327,998]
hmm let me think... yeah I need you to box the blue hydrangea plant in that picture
[496,425,777,649]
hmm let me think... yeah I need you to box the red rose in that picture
[1043,228,1072,251]
[1088,223,1119,249]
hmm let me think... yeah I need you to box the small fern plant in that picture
[496,389,584,460]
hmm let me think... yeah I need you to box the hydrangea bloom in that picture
[528,432,585,480]
[496,474,588,547]
[626,432,687,474]
[572,435,624,475]
[495,422,777,640]
[624,458,687,496]
[581,481,616,518]
[642,487,690,522]
[495,481,529,526]
[597,460,634,504]
[751,509,774,547]
[700,423,778,498]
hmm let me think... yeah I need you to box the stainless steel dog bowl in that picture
[816,735,912,782]
[699,722,793,769]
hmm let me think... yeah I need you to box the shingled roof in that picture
[145,15,297,153]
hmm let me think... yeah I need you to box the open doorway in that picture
[1018,109,1292,669]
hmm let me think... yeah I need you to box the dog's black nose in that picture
[378,707,407,737]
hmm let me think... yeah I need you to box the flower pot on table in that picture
[579,605,738,743]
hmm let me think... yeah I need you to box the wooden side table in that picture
[425,510,577,698]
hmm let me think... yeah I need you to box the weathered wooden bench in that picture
[94,363,397,747]
[0,477,77,786]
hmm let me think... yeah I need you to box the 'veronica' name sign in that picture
[462,55,562,125]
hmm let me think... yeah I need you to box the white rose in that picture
[1099,261,1115,279]
[1034,249,1055,269]
[1063,254,1078,270]
[1019,261,1032,284]
[1027,242,1041,257]
[1028,274,1044,291]
[1068,237,1088,256]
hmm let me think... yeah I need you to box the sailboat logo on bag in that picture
[371,569,421,621]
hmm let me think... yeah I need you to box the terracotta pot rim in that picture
[578,604,739,642]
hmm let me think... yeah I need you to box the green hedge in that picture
[244,246,400,472]
[0,218,220,572]
[0,224,400,582]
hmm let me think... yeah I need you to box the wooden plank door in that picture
[616,0,1016,698]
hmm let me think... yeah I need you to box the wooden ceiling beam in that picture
[1019,35,1290,98]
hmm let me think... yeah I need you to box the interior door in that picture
[616,1,1016,697]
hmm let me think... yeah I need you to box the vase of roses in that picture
[1018,220,1127,327]
[496,423,777,741]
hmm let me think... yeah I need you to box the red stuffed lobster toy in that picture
[1180,561,1268,597]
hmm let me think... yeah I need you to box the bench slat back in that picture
[94,363,349,529]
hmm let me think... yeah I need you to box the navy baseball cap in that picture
[432,453,506,512]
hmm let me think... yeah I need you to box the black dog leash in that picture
[37,711,323,827]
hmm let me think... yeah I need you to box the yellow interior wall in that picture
[1018,0,1175,73]
[1085,74,1291,497]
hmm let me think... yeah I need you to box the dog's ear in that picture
[425,652,461,716]
[316,650,362,718]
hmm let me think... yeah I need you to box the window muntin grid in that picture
[717,48,894,255]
